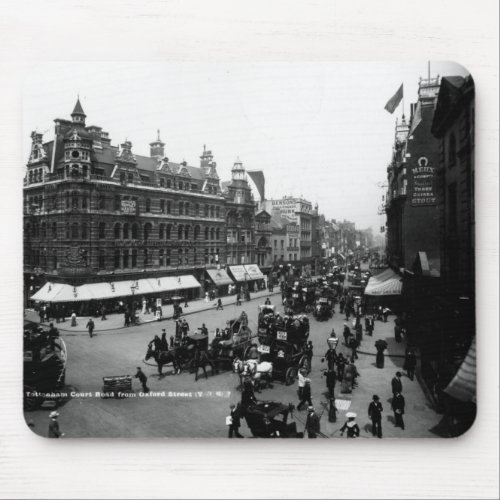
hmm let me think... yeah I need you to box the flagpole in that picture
[401,83,405,120]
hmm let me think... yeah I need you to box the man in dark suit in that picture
[368,394,383,438]
[392,392,405,430]
[304,406,320,438]
[134,367,149,393]
[391,372,403,395]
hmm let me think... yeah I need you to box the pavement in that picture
[24,283,443,439]
[24,287,281,334]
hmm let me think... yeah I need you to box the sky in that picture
[22,61,468,232]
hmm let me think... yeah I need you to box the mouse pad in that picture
[22,62,476,438]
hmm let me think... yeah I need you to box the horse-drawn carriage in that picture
[23,321,67,410]
[314,297,333,321]
[211,313,258,364]
[243,401,302,438]
[145,332,209,376]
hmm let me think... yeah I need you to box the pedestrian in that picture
[124,310,130,327]
[382,306,390,322]
[134,367,150,393]
[350,335,359,361]
[336,352,346,381]
[304,406,320,438]
[70,311,77,327]
[264,297,271,305]
[342,323,351,346]
[184,296,189,308]
[48,411,64,438]
[236,293,241,306]
[297,378,312,410]
[215,298,223,311]
[227,403,244,438]
[339,296,345,314]
[404,348,417,381]
[205,291,209,303]
[394,324,402,343]
[159,330,169,351]
[200,323,208,336]
[305,341,314,370]
[100,304,107,321]
[181,319,190,336]
[325,368,336,399]
[86,318,94,338]
[148,335,161,352]
[297,367,307,399]
[365,315,374,336]
[391,371,403,395]
[368,394,383,438]
[391,391,405,430]
[355,319,363,344]
[340,412,360,438]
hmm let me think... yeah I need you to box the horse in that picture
[145,345,180,377]
[233,357,273,392]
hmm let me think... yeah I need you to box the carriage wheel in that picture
[285,367,298,386]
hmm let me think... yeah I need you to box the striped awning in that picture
[444,337,476,403]
[364,268,402,296]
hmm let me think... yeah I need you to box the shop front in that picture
[205,268,234,297]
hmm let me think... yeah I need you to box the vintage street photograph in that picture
[22,61,475,438]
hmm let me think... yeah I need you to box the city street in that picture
[25,291,441,438]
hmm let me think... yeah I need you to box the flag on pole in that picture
[409,100,422,136]
[247,170,265,200]
[384,84,404,114]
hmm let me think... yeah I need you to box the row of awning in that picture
[364,268,403,296]
[31,275,201,303]
[30,264,267,303]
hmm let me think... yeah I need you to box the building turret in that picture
[71,97,86,126]
[149,130,165,159]
[231,157,246,182]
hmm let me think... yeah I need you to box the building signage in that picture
[121,199,136,214]
[410,156,437,206]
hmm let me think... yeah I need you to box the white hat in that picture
[49,411,59,418]
[346,412,357,419]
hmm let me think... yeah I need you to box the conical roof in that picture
[71,98,86,117]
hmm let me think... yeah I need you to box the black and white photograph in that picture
[22,61,476,439]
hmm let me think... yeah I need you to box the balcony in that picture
[287,246,299,252]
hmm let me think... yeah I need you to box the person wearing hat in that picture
[48,411,64,438]
[159,330,169,351]
[325,368,337,399]
[368,395,383,438]
[297,367,308,400]
[391,391,406,430]
[85,317,94,338]
[304,406,320,438]
[342,324,352,347]
[391,372,403,396]
[340,412,360,438]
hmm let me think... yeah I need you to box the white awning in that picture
[364,268,402,296]
[244,264,265,280]
[30,275,201,302]
[228,265,247,282]
[206,269,234,286]
[444,337,476,403]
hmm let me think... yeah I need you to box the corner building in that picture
[23,100,226,304]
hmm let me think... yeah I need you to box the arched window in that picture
[166,224,171,239]
[143,248,149,266]
[52,222,57,238]
[123,249,129,268]
[131,249,137,267]
[178,202,184,215]
[184,226,190,240]
[216,228,220,240]
[159,223,165,239]
[179,181,183,190]
[123,223,129,239]
[166,179,171,189]
[114,249,121,269]
[210,227,215,240]
[205,227,209,240]
[98,222,106,239]
[448,133,456,167]
[81,223,88,239]
[178,225,183,240]
[131,223,138,239]
[167,200,172,214]
[144,223,152,240]
[185,203,190,216]
[194,225,200,240]
[145,198,151,212]
[72,191,78,209]
[71,222,79,239]
[114,223,121,239]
